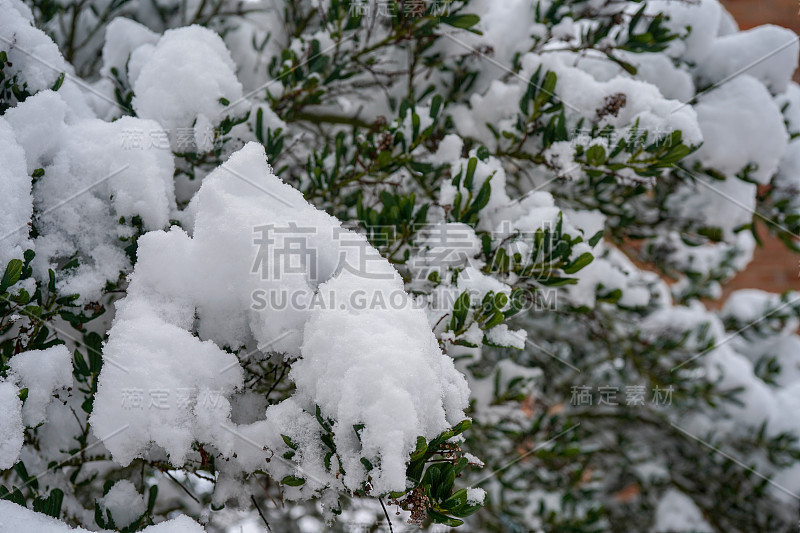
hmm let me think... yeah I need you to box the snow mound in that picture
[3,90,177,300]
[0,0,68,92]
[131,25,244,136]
[98,480,146,528]
[8,345,72,427]
[689,75,788,183]
[695,25,799,95]
[91,143,469,497]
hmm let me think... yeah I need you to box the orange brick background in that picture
[715,0,800,299]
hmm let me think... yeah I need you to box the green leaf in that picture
[1,259,23,293]
[430,94,443,118]
[453,419,472,435]
[451,291,471,331]
[441,14,481,31]
[585,144,606,166]
[410,436,428,462]
[540,71,557,99]
[562,252,594,274]
[50,72,65,92]
[147,485,159,514]
[464,157,478,189]
[33,489,63,518]
[428,509,464,526]
[281,475,305,486]
[281,434,298,450]
[442,488,468,510]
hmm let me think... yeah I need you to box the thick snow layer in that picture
[619,52,695,102]
[720,289,786,326]
[651,489,712,533]
[99,480,146,528]
[3,90,177,300]
[295,268,470,494]
[565,50,695,102]
[0,501,205,532]
[89,289,244,466]
[717,5,739,36]
[0,118,33,266]
[646,0,722,63]
[695,25,799,95]
[131,26,244,135]
[689,75,788,184]
[92,143,469,496]
[451,51,702,153]
[100,18,159,84]
[8,345,72,427]
[0,380,24,469]
[0,0,68,92]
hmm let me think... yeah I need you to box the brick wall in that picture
[714,1,800,299]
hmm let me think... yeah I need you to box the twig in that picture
[251,495,273,532]
[379,497,394,533]
[164,471,200,504]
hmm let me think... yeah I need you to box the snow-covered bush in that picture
[2,0,800,531]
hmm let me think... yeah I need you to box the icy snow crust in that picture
[91,143,470,498]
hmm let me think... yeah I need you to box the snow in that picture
[0,0,68,93]
[695,25,799,95]
[89,287,244,466]
[0,118,33,266]
[0,379,24,469]
[294,266,470,494]
[720,290,785,326]
[486,324,526,349]
[3,90,177,300]
[8,345,72,427]
[434,0,539,91]
[544,141,581,180]
[131,25,244,138]
[567,246,656,310]
[646,0,722,63]
[92,143,469,497]
[3,0,800,529]
[449,79,523,150]
[100,18,159,84]
[620,52,695,103]
[777,139,800,192]
[668,172,756,240]
[777,82,800,136]
[98,480,146,528]
[717,5,739,36]
[221,11,285,91]
[0,501,206,532]
[466,487,486,505]
[651,489,713,533]
[689,75,788,184]
[517,53,703,146]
